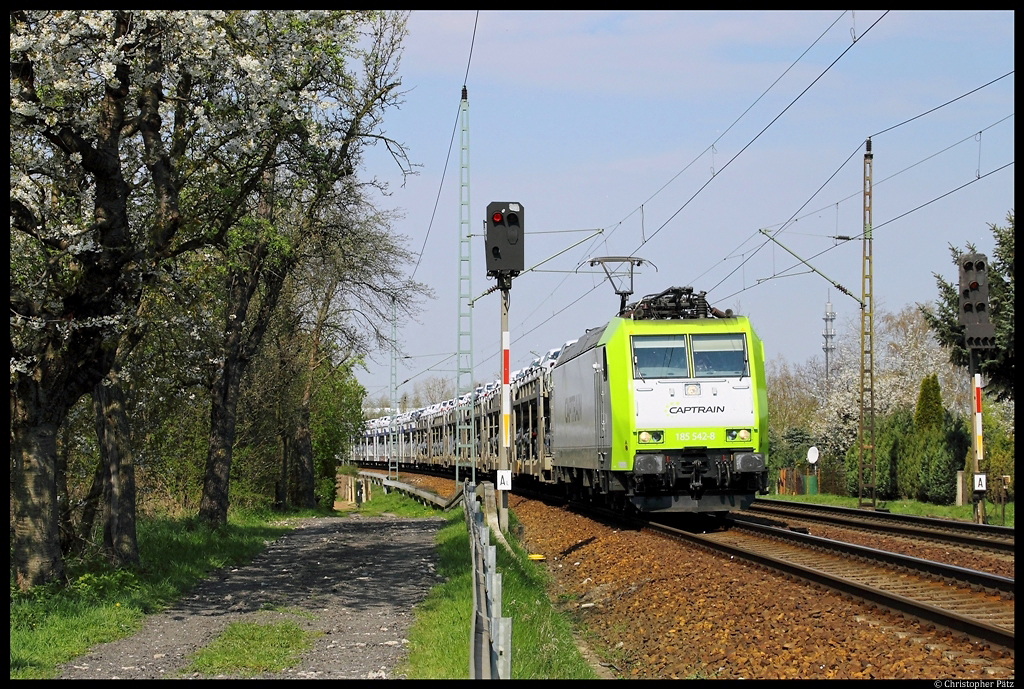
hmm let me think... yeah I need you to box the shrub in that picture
[919,430,958,504]
[845,407,912,500]
[314,476,336,509]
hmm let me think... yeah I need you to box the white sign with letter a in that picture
[973,473,987,492]
[497,470,512,491]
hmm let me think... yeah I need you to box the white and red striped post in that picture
[502,331,510,452]
[973,373,984,464]
[972,372,986,524]
[498,286,510,532]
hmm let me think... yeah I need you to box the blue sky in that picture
[358,10,1014,402]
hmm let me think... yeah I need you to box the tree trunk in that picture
[276,424,291,511]
[11,323,121,587]
[199,263,283,525]
[11,418,64,590]
[93,374,140,567]
[291,276,338,509]
[56,420,77,555]
[198,307,247,526]
[77,457,106,554]
[293,396,317,508]
[274,358,290,511]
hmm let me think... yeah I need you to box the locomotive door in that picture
[595,347,609,470]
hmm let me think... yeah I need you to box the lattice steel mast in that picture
[857,139,876,508]
[456,87,476,484]
[389,296,399,480]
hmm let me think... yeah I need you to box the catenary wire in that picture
[410,11,480,281]
[504,11,858,346]
[507,24,1004,358]
[587,10,850,257]
[758,113,1014,234]
[699,89,1015,296]
[632,11,890,255]
[715,161,1014,303]
[870,70,1013,138]
[390,13,1007,397]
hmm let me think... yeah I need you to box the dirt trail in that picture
[56,515,445,680]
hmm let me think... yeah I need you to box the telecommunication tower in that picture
[822,297,836,393]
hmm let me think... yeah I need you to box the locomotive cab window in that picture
[691,333,748,378]
[632,334,689,379]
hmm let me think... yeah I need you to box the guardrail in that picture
[357,472,511,678]
[464,481,512,679]
[358,471,464,511]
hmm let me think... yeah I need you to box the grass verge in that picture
[400,508,597,679]
[762,492,1014,526]
[336,485,440,518]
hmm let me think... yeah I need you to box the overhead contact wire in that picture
[635,11,890,255]
[716,161,1015,303]
[410,11,480,281]
[512,11,854,344]
[870,70,1014,138]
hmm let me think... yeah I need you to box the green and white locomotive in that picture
[550,286,769,513]
[353,286,769,514]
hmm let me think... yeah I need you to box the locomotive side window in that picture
[632,334,688,379]
[691,333,747,378]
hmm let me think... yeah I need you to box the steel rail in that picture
[645,516,1014,650]
[726,515,1014,595]
[750,498,1014,552]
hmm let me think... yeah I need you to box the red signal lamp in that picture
[492,211,504,224]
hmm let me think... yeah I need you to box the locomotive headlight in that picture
[726,428,751,442]
[685,384,700,396]
[638,430,663,444]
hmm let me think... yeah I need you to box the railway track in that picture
[389,474,1015,676]
[749,499,1015,554]
[368,472,1015,648]
[645,514,1014,650]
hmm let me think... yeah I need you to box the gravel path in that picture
[56,515,446,680]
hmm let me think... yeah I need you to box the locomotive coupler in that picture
[688,459,705,499]
[716,457,731,488]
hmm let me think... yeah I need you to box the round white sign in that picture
[807,446,819,464]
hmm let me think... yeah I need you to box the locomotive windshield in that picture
[632,334,688,378]
[691,333,748,378]
[632,332,748,379]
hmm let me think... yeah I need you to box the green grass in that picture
[179,620,316,677]
[10,508,302,679]
[400,509,597,679]
[339,486,441,518]
[337,463,361,477]
[500,513,598,679]
[398,511,475,678]
[761,492,1014,527]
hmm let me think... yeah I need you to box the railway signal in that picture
[484,200,525,533]
[958,253,996,349]
[957,253,997,524]
[485,201,525,275]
